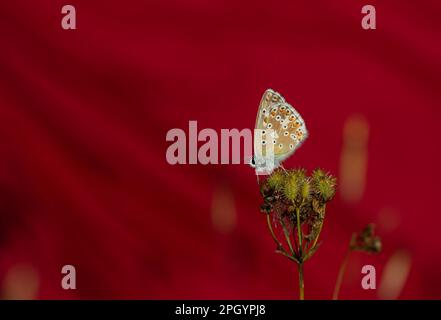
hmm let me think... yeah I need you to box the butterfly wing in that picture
[254,89,308,166]
[255,89,286,131]
[271,102,308,162]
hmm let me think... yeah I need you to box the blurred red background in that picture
[0,0,440,299]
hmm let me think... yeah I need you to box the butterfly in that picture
[250,89,308,175]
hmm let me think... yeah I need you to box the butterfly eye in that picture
[275,115,281,121]
[278,143,283,149]
[267,123,272,129]
[271,96,278,102]
[272,140,277,144]
[261,130,266,135]
[262,140,266,145]
[288,115,295,121]
[286,110,291,115]
[280,105,286,110]
[289,144,294,150]
[290,133,296,140]
[262,109,267,114]
[249,157,256,168]
[282,124,288,129]
[271,107,278,112]
[284,131,289,136]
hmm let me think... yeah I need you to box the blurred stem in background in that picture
[333,234,354,300]
[333,226,382,300]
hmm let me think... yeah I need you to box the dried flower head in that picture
[312,169,336,202]
[350,224,382,253]
[312,168,326,180]
[259,167,338,300]
[259,167,382,300]
[267,170,285,191]
[260,168,337,259]
[283,172,300,202]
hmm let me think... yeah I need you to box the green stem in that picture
[295,205,305,300]
[282,221,295,256]
[311,204,326,251]
[298,263,305,300]
[266,214,300,264]
[295,207,303,257]
[311,221,323,250]
[276,248,300,264]
[266,214,282,249]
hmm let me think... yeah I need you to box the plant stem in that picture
[282,221,295,256]
[311,205,326,251]
[295,205,305,300]
[298,263,305,300]
[266,214,300,263]
[295,207,303,256]
[276,248,299,263]
[333,233,356,300]
[332,248,351,300]
[311,221,323,249]
[266,214,282,249]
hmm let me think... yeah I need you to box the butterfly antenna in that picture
[279,164,288,174]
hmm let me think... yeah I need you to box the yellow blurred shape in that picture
[379,249,412,299]
[2,264,39,300]
[211,184,236,234]
[340,114,369,204]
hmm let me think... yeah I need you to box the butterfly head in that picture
[249,157,256,168]
[249,155,278,175]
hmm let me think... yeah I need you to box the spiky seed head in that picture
[312,168,326,181]
[283,173,300,202]
[317,177,336,201]
[301,178,311,200]
[311,169,336,202]
[294,168,307,181]
[267,170,286,191]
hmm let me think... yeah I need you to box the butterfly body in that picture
[251,89,308,175]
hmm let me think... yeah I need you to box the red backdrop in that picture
[0,0,440,299]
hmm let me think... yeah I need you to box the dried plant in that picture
[259,168,381,300]
[259,168,336,299]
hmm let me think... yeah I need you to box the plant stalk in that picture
[298,263,305,300]
[266,214,282,249]
[332,249,351,300]
[296,207,302,251]
[311,221,323,250]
